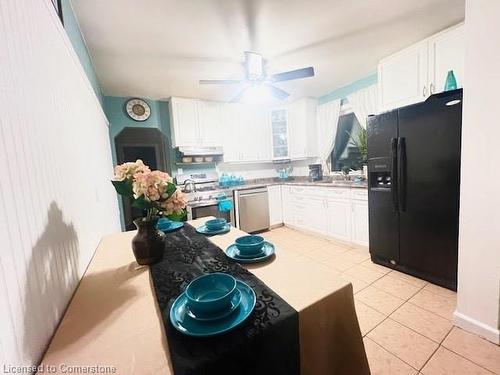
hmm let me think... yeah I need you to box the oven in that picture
[187,196,235,225]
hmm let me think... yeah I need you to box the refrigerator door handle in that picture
[390,138,399,211]
[398,137,407,212]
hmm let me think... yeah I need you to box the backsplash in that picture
[175,159,315,181]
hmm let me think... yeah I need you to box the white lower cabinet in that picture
[326,199,352,242]
[276,185,368,246]
[298,197,327,235]
[351,200,369,246]
[268,185,283,226]
[281,186,293,225]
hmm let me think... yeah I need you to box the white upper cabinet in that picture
[270,98,318,160]
[288,100,306,159]
[288,97,318,159]
[170,97,223,147]
[378,43,429,111]
[270,107,290,160]
[171,95,317,163]
[170,97,200,147]
[221,103,243,162]
[428,25,465,94]
[221,104,271,163]
[378,24,464,112]
[197,100,222,147]
[253,106,272,161]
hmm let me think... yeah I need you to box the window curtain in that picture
[346,84,378,129]
[316,99,341,173]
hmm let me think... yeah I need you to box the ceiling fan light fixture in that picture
[244,51,264,81]
[241,84,274,104]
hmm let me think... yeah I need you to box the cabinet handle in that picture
[430,83,435,94]
[423,85,427,97]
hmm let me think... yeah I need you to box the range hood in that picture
[177,146,224,156]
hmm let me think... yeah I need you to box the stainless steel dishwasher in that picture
[234,187,270,233]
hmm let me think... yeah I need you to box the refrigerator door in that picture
[397,89,462,289]
[367,111,400,263]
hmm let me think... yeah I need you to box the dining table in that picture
[39,217,370,375]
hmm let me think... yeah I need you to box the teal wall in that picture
[103,96,174,170]
[102,96,174,229]
[60,0,102,103]
[318,73,377,104]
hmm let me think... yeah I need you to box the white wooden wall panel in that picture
[0,0,121,369]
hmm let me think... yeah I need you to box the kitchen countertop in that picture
[225,178,367,191]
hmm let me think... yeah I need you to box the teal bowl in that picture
[185,273,237,317]
[205,218,227,231]
[235,235,264,255]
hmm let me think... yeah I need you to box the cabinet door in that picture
[351,200,369,246]
[288,100,307,159]
[378,42,429,111]
[305,198,328,235]
[268,185,283,226]
[326,199,352,242]
[254,107,272,161]
[239,105,260,161]
[270,108,290,160]
[221,103,243,162]
[244,105,271,162]
[281,186,292,225]
[198,100,222,147]
[305,98,318,158]
[170,97,199,146]
[429,25,464,94]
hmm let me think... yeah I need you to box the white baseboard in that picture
[453,311,500,344]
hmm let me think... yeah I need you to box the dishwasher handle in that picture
[237,187,269,195]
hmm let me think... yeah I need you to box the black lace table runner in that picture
[149,223,300,375]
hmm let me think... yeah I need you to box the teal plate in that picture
[157,221,184,233]
[196,223,231,236]
[186,290,242,322]
[225,242,275,264]
[170,280,256,337]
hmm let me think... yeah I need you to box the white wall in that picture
[455,0,500,344]
[0,0,121,368]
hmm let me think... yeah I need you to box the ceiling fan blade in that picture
[266,84,290,100]
[271,67,315,82]
[229,86,250,103]
[199,79,242,85]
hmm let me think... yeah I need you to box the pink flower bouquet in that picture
[111,160,187,221]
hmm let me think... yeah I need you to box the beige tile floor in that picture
[261,226,500,375]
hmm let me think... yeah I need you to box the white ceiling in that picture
[71,0,465,102]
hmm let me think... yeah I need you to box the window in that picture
[330,101,365,172]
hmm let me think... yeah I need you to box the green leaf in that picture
[165,210,187,222]
[132,196,154,210]
[165,182,177,198]
[111,179,134,196]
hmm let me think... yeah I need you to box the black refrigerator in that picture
[367,89,462,291]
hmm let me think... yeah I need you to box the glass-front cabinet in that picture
[270,108,289,160]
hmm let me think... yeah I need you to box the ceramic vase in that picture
[444,70,458,91]
[132,217,165,265]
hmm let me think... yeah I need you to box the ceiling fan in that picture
[199,51,315,102]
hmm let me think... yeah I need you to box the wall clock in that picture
[125,98,151,122]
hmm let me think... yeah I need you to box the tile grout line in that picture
[361,281,438,371]
[271,227,494,374]
[369,277,426,301]
[364,336,419,372]
[365,330,423,372]
[437,327,497,375]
